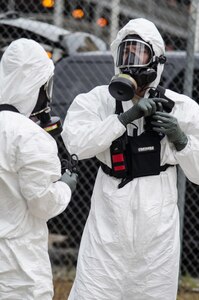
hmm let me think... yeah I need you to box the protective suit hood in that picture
[110,18,165,90]
[0,38,54,117]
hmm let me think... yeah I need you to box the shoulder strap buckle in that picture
[149,85,175,113]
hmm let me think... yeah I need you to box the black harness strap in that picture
[0,104,19,113]
[100,161,173,177]
[115,98,124,114]
[99,86,175,187]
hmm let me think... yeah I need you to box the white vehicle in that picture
[0,11,108,62]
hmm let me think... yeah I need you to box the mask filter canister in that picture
[36,110,63,137]
[108,73,138,101]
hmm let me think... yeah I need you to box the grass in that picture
[53,278,199,300]
[177,275,199,300]
[52,271,199,300]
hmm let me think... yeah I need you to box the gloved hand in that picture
[151,111,188,151]
[60,170,78,193]
[118,97,169,127]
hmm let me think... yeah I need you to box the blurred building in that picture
[0,0,191,50]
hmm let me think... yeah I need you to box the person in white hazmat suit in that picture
[0,38,77,300]
[62,18,199,300]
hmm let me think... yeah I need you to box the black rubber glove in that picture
[118,97,169,127]
[151,111,188,151]
[60,170,78,193]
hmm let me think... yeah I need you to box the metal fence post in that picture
[53,0,64,28]
[8,0,15,11]
[110,0,120,43]
[178,0,198,280]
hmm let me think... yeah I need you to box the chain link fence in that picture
[0,0,199,287]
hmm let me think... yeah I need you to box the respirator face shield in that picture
[44,74,54,102]
[30,74,54,118]
[30,74,62,137]
[108,37,162,101]
[116,39,154,69]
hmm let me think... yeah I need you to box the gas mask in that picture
[109,35,166,101]
[30,75,62,137]
[31,75,78,175]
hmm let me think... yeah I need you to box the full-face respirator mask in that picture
[30,75,78,175]
[30,75,62,137]
[108,35,166,101]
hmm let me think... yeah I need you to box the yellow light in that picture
[46,51,53,59]
[72,8,85,19]
[42,0,54,8]
[97,17,108,28]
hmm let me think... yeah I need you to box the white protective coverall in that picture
[62,19,199,300]
[0,39,71,300]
